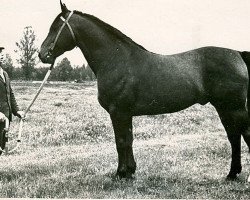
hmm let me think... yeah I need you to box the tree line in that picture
[2,26,95,82]
[3,56,96,81]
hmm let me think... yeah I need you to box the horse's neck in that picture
[75,16,143,74]
[77,36,120,74]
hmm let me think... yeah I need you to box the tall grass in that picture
[0,81,249,198]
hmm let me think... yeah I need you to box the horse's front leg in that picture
[110,113,136,178]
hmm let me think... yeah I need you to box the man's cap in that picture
[0,47,4,50]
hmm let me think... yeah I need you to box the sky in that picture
[1,0,250,67]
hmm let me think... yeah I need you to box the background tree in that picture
[50,58,73,81]
[85,64,96,80]
[33,67,48,81]
[2,54,14,79]
[15,26,38,80]
[71,65,86,81]
[12,68,24,80]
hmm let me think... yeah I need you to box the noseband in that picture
[49,11,77,54]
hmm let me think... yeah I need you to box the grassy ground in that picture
[0,81,250,198]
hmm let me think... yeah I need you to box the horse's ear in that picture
[60,0,69,13]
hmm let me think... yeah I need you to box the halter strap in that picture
[50,11,77,51]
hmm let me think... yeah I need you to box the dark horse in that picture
[39,1,250,180]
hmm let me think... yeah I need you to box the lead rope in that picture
[2,62,55,154]
[3,12,76,155]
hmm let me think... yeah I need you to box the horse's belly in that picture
[132,90,204,116]
[133,104,193,116]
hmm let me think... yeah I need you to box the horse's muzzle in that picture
[38,52,55,64]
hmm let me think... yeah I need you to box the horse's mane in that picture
[73,10,147,51]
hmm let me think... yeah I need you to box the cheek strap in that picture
[50,11,77,51]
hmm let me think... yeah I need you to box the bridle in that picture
[48,11,77,56]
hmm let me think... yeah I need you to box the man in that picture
[0,46,23,151]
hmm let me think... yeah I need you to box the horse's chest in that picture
[97,90,113,111]
[97,77,136,113]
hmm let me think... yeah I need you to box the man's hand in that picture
[16,111,25,119]
[0,112,6,122]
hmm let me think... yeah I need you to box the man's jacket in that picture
[0,70,19,121]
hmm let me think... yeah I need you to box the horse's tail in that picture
[239,51,250,113]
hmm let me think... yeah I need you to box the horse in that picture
[39,1,250,180]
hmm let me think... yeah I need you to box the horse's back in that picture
[131,46,248,115]
[98,46,249,116]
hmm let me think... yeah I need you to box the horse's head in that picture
[39,1,77,64]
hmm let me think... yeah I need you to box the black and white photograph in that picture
[1,0,250,198]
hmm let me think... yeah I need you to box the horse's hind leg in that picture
[110,113,136,178]
[242,101,250,151]
[215,108,248,179]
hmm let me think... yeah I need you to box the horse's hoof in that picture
[128,165,136,174]
[125,173,135,180]
[116,171,126,179]
[227,165,242,180]
[226,174,238,181]
[116,171,135,180]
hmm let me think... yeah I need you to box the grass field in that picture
[0,81,250,198]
